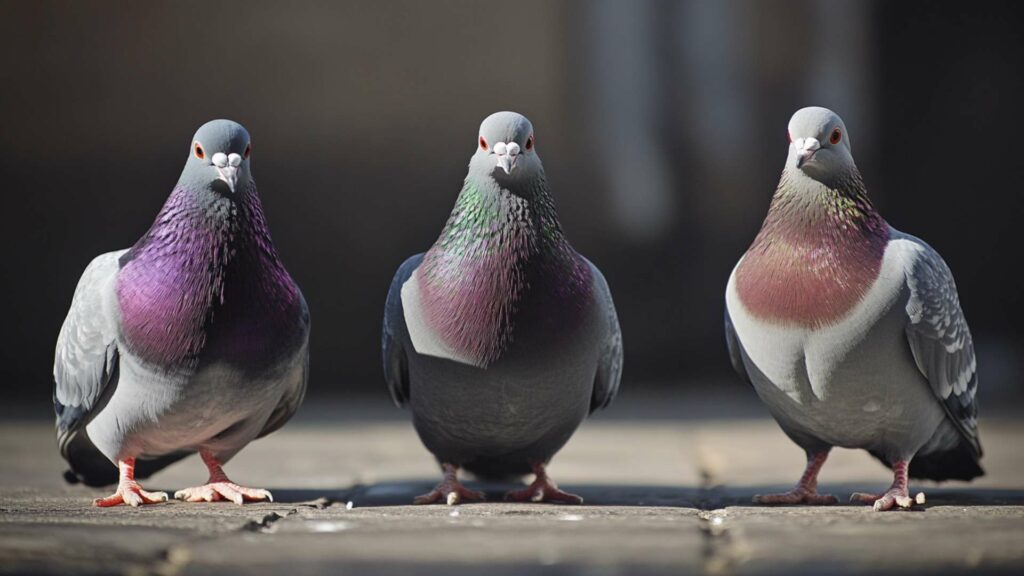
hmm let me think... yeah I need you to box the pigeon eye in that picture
[243,142,251,159]
[193,142,206,160]
[479,136,488,151]
[829,128,842,145]
[525,134,534,151]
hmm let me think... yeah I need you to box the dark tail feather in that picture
[61,429,192,487]
[869,442,984,482]
[909,441,985,481]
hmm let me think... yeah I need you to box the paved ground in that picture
[2,393,1023,575]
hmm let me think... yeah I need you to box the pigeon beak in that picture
[795,137,821,169]
[215,165,238,193]
[494,141,521,174]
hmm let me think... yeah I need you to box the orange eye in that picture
[479,136,488,151]
[787,130,792,143]
[193,142,205,160]
[525,134,534,151]
[243,142,251,159]
[829,127,842,145]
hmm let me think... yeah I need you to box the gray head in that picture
[786,107,855,184]
[181,119,253,194]
[470,111,542,184]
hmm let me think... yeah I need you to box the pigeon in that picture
[382,111,623,505]
[725,106,982,511]
[53,119,309,507]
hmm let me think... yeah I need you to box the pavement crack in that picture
[240,509,298,533]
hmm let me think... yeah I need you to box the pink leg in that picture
[93,458,169,507]
[505,462,583,505]
[850,460,926,511]
[414,463,486,505]
[173,452,273,505]
[754,451,838,505]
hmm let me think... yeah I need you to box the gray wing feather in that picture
[724,306,751,385]
[257,294,310,438]
[382,253,424,407]
[903,238,981,456]
[53,251,125,453]
[586,259,623,413]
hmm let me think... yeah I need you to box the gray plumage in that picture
[54,120,309,489]
[382,112,622,492]
[725,107,981,497]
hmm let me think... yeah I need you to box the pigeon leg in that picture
[850,460,926,511]
[753,450,838,505]
[414,462,486,505]
[174,451,273,505]
[505,462,583,505]
[93,458,169,507]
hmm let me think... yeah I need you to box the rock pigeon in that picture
[725,106,982,511]
[382,111,623,505]
[53,119,309,507]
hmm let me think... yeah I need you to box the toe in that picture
[548,490,584,505]
[872,495,895,511]
[212,484,245,505]
[805,493,838,505]
[93,493,125,507]
[140,490,168,504]
[850,492,880,505]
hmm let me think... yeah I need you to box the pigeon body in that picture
[725,107,981,510]
[383,112,622,502]
[54,120,309,505]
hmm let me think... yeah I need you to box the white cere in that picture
[212,152,228,167]
[493,141,507,155]
[228,152,243,167]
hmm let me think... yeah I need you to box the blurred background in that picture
[1,0,1021,410]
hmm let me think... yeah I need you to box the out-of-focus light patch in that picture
[558,514,584,522]
[307,521,352,533]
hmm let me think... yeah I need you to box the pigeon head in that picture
[786,107,854,185]
[471,111,542,185]
[181,119,253,194]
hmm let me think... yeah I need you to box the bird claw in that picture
[851,489,925,511]
[505,476,583,505]
[413,482,486,506]
[93,483,168,508]
[753,488,838,506]
[174,482,273,505]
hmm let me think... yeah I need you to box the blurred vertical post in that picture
[583,0,676,244]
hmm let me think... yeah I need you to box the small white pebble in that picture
[345,501,354,510]
[711,516,724,526]
[559,514,583,522]
[449,510,460,517]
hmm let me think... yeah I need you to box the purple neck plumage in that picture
[735,167,890,328]
[116,182,304,369]
[418,175,592,367]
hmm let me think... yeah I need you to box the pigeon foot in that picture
[414,463,485,505]
[174,482,273,505]
[753,450,835,506]
[504,462,583,505]
[850,459,924,511]
[174,451,273,505]
[753,487,837,505]
[93,458,168,507]
[850,488,926,511]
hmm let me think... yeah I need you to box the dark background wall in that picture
[1,1,1021,406]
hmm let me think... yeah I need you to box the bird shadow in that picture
[261,480,1024,509]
